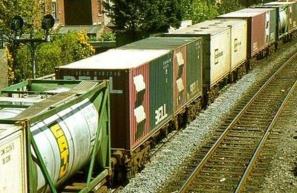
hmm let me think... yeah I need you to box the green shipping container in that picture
[149,52,173,129]
[121,37,203,110]
[267,8,277,44]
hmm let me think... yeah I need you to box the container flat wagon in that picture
[0,80,110,193]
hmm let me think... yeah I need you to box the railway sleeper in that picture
[197,174,244,183]
[185,185,234,192]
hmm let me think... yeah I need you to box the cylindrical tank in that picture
[0,98,99,191]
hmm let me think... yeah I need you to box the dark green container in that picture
[267,8,277,44]
[149,52,173,129]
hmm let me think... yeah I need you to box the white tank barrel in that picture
[0,98,99,191]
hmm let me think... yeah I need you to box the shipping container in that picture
[257,3,289,39]
[0,126,26,193]
[55,49,174,150]
[0,80,110,193]
[120,37,203,112]
[205,19,248,71]
[218,8,267,58]
[265,1,297,33]
[251,8,277,45]
[165,24,231,88]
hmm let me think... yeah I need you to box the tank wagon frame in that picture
[0,80,110,193]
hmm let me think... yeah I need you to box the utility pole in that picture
[8,14,55,79]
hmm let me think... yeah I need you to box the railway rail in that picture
[236,81,297,192]
[176,50,297,193]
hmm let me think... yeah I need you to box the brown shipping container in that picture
[219,8,267,58]
[55,49,171,150]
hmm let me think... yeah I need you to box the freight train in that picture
[1,1,297,192]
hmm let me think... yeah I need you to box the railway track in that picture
[177,51,297,192]
[237,84,297,192]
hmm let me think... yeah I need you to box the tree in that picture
[0,0,39,33]
[104,0,182,44]
[217,0,243,14]
[180,0,218,24]
[10,32,95,83]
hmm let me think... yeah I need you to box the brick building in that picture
[48,0,111,40]
[52,0,106,26]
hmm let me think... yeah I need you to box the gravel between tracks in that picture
[258,86,297,193]
[119,42,297,193]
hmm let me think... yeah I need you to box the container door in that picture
[186,39,203,101]
[210,30,231,86]
[251,13,266,56]
[231,21,247,71]
[278,6,289,37]
[265,11,271,45]
[149,53,173,130]
[173,47,187,112]
[269,9,277,43]
[129,64,150,149]
[0,130,26,193]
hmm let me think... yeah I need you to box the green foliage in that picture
[12,32,94,82]
[104,0,182,42]
[0,0,38,33]
[99,31,116,41]
[217,0,243,14]
[180,0,219,24]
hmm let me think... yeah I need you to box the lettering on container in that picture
[155,104,168,125]
[214,49,224,65]
[163,58,172,83]
[50,123,69,179]
[190,81,199,94]
[95,71,121,77]
[0,144,14,165]
[109,77,123,94]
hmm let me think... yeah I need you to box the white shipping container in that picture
[214,19,248,71]
[0,125,26,193]
[168,24,231,87]
[209,27,231,86]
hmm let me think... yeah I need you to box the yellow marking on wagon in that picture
[50,123,69,179]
